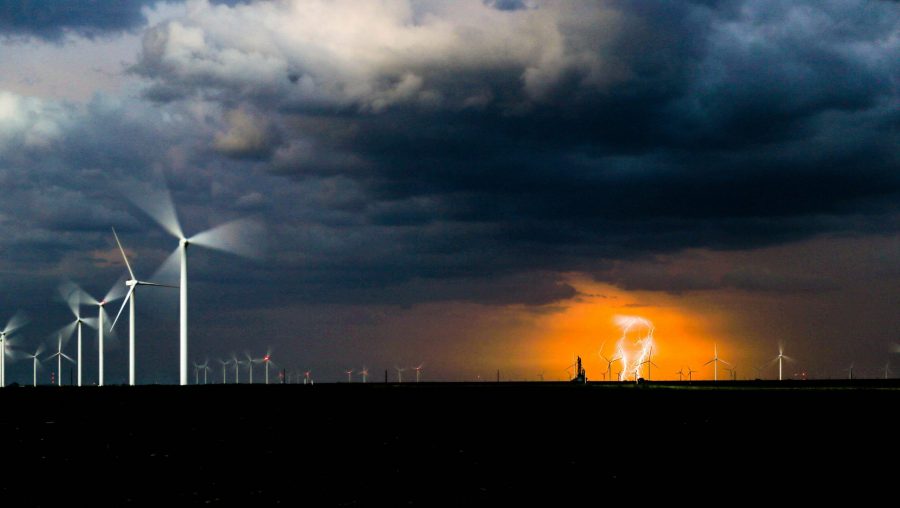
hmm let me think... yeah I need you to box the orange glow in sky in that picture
[527,276,735,381]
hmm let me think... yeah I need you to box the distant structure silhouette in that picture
[572,356,587,384]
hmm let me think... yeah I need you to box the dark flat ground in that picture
[2,381,898,505]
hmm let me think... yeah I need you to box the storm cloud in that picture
[126,0,900,291]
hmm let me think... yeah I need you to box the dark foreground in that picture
[2,381,898,505]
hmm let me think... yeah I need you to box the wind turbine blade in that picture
[720,359,732,367]
[112,227,136,280]
[3,311,28,335]
[703,359,715,366]
[81,317,99,329]
[782,355,795,362]
[110,286,134,332]
[58,280,84,317]
[55,321,78,343]
[149,247,181,287]
[126,184,184,240]
[5,349,29,361]
[104,274,128,303]
[138,281,179,289]
[188,218,266,259]
[61,352,75,362]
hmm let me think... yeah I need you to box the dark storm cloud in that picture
[123,0,900,299]
[0,0,158,41]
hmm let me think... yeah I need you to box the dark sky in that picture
[0,0,898,383]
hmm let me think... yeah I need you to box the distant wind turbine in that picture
[27,345,44,387]
[0,312,28,388]
[676,367,684,381]
[395,366,406,383]
[639,346,659,380]
[127,186,263,385]
[344,369,353,383]
[771,345,794,381]
[359,367,369,383]
[59,282,101,387]
[599,344,621,383]
[218,358,230,384]
[48,335,74,387]
[262,351,275,384]
[414,364,424,383]
[703,344,731,382]
[686,366,697,382]
[110,228,176,386]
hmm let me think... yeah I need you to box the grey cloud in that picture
[0,0,158,41]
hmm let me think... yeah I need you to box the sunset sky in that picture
[0,0,898,383]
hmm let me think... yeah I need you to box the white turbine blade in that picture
[149,247,181,287]
[138,281,179,289]
[188,218,265,259]
[783,355,795,362]
[5,348,29,361]
[104,274,128,304]
[55,321,78,344]
[110,286,134,332]
[111,227,136,280]
[61,352,75,363]
[58,280,84,317]
[127,184,184,240]
[703,359,715,366]
[720,359,732,367]
[81,317,99,329]
[3,311,28,335]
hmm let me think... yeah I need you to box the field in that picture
[2,381,898,505]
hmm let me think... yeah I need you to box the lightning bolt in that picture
[613,315,655,381]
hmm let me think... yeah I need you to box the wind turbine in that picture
[231,354,240,384]
[218,358,230,384]
[243,352,260,384]
[845,363,854,380]
[538,371,545,382]
[27,345,44,387]
[127,187,262,386]
[110,228,176,386]
[344,369,353,383]
[262,351,275,384]
[703,344,731,382]
[192,362,201,385]
[201,360,210,384]
[395,366,406,383]
[0,312,28,388]
[639,346,659,380]
[599,345,621,383]
[676,367,684,381]
[304,370,311,385]
[772,345,793,381]
[884,363,892,380]
[723,366,736,381]
[28,344,44,387]
[59,282,102,387]
[48,334,74,387]
[413,364,424,383]
[686,366,697,382]
[359,367,369,383]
